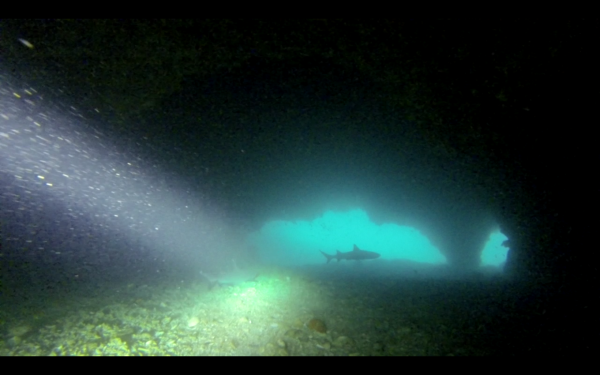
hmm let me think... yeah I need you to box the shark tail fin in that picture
[199,271,218,290]
[319,250,333,264]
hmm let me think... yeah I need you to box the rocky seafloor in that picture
[1,264,527,356]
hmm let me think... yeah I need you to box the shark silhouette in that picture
[199,260,260,289]
[320,244,380,263]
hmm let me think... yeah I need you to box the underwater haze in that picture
[0,20,588,356]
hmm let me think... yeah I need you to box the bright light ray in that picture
[0,72,230,276]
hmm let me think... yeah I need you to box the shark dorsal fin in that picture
[353,244,360,251]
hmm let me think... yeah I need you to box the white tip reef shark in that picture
[199,260,260,289]
[320,244,381,263]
